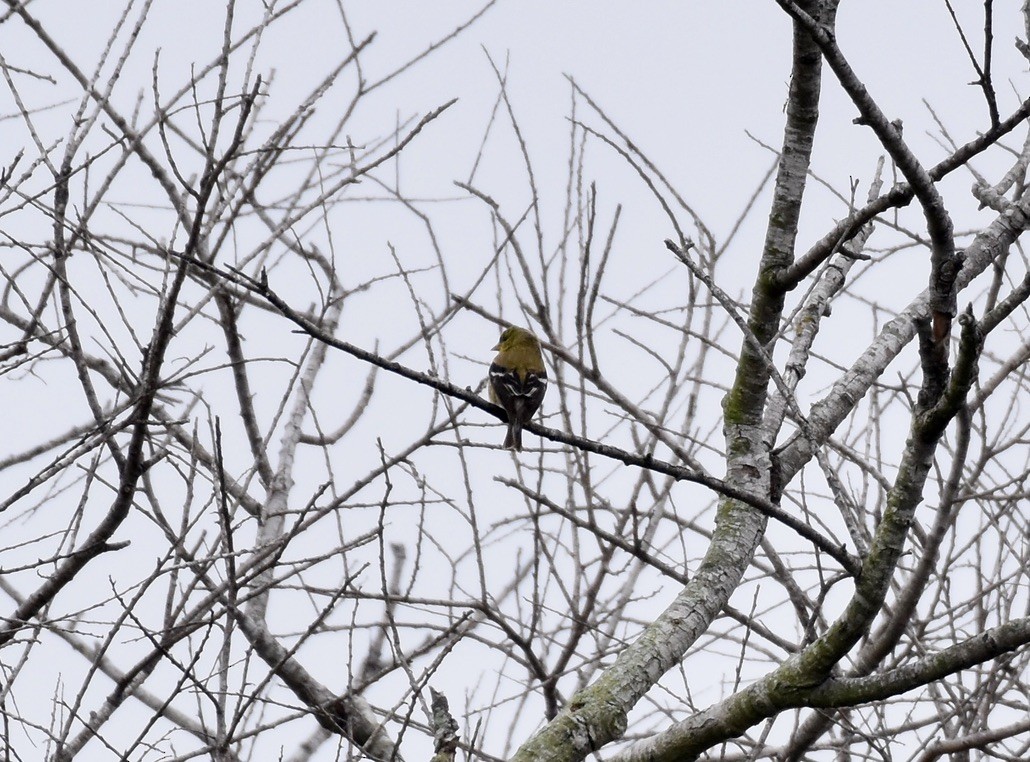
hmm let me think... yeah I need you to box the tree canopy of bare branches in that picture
[1,1,1029,761]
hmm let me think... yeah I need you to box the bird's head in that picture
[493,326,540,352]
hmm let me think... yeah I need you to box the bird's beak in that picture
[491,342,501,351]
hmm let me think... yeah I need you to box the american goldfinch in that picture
[488,326,547,451]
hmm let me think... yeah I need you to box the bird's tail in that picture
[504,422,523,452]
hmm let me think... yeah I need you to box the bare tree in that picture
[1,1,1028,761]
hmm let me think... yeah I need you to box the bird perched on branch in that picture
[488,326,547,451]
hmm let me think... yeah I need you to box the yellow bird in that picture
[488,326,547,451]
